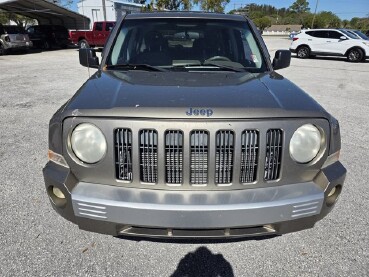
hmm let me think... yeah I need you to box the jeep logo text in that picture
[186,108,213,117]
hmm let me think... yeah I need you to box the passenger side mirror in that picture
[272,50,291,70]
[340,36,347,40]
[79,48,99,68]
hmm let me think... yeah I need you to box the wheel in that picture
[0,43,6,55]
[78,39,90,49]
[347,48,364,63]
[296,46,310,59]
[43,40,51,50]
[205,56,232,62]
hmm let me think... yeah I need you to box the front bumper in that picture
[43,161,346,239]
[4,41,32,50]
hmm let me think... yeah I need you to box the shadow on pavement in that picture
[170,246,234,277]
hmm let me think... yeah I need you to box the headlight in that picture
[289,124,322,163]
[70,123,107,164]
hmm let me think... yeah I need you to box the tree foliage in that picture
[156,0,191,10]
[253,16,272,30]
[289,0,310,14]
[193,0,230,13]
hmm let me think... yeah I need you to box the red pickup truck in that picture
[69,21,115,48]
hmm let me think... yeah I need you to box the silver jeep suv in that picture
[43,12,346,239]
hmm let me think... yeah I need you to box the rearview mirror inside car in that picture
[79,48,99,68]
[272,50,291,70]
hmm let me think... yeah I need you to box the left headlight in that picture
[70,123,107,164]
[289,124,322,164]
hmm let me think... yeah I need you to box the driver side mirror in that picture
[79,48,99,68]
[272,50,291,70]
[340,36,347,40]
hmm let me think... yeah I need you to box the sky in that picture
[225,0,369,20]
[68,0,369,20]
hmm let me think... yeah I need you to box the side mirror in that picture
[340,36,347,40]
[79,48,99,68]
[272,50,291,70]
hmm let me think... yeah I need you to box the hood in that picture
[62,70,329,120]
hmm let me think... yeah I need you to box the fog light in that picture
[52,187,65,199]
[327,187,336,197]
[326,185,342,207]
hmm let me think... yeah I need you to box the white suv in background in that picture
[290,29,369,62]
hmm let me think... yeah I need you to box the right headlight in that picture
[70,123,107,164]
[289,124,322,164]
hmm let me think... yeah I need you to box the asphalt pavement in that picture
[0,37,368,276]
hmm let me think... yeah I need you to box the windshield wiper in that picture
[105,63,167,72]
[171,63,247,72]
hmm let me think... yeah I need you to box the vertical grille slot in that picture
[165,130,183,185]
[190,130,209,185]
[215,130,234,184]
[139,129,158,183]
[115,128,133,181]
[264,129,283,181]
[240,130,259,183]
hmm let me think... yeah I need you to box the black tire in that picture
[347,48,364,63]
[43,40,51,50]
[296,46,310,59]
[78,39,90,49]
[0,43,5,55]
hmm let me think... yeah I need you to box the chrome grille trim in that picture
[240,130,259,183]
[215,130,234,184]
[264,129,283,181]
[190,130,209,185]
[165,130,183,185]
[115,128,133,181]
[139,129,158,183]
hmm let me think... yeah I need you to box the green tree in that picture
[0,10,8,24]
[289,0,310,14]
[314,12,341,28]
[342,19,349,28]
[156,0,191,10]
[253,16,272,31]
[193,0,230,13]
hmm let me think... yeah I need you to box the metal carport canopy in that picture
[0,0,90,29]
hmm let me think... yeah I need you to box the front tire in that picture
[78,39,90,49]
[347,48,364,63]
[296,46,310,59]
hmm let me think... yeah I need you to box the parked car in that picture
[289,31,299,40]
[26,25,70,50]
[0,24,32,55]
[44,12,346,239]
[69,21,115,48]
[290,28,369,62]
[341,29,369,40]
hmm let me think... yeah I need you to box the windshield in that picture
[4,26,26,34]
[353,30,369,40]
[107,18,266,72]
[340,29,359,39]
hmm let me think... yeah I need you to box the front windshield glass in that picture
[353,30,369,40]
[107,18,266,72]
[4,26,26,34]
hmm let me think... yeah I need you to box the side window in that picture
[313,31,329,38]
[27,27,34,34]
[306,31,314,37]
[329,31,343,39]
[95,22,103,31]
[105,22,115,31]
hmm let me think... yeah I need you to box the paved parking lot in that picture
[0,37,368,276]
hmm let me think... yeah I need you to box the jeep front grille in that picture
[114,127,283,188]
[165,130,183,184]
[139,129,158,183]
[190,130,209,185]
[215,130,234,184]
[264,129,283,181]
[240,130,259,183]
[115,128,133,181]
